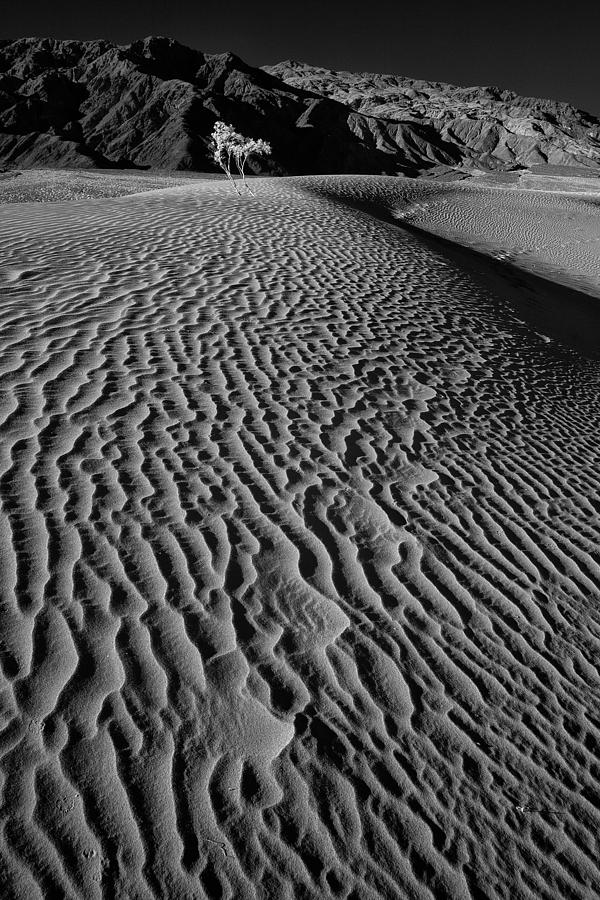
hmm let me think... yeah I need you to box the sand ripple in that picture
[0,175,599,898]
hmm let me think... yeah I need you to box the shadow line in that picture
[311,187,600,360]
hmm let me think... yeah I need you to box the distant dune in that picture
[1,36,600,175]
[0,170,599,898]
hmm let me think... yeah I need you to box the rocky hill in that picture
[0,37,462,175]
[1,36,599,175]
[264,61,600,172]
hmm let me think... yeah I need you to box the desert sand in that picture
[0,170,599,899]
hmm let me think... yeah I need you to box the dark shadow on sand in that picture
[318,191,600,360]
[396,218,600,360]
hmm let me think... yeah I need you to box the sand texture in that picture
[0,170,215,204]
[0,173,599,899]
[387,177,600,296]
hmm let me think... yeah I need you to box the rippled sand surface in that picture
[388,174,600,296]
[0,173,599,899]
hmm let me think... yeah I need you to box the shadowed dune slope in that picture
[302,174,600,296]
[0,174,599,899]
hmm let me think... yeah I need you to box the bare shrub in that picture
[210,121,272,195]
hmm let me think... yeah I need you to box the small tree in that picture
[210,121,272,196]
[233,137,271,195]
[210,121,243,194]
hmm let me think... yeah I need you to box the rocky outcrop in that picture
[264,61,600,172]
[1,37,599,175]
[0,37,461,174]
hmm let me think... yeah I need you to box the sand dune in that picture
[0,169,215,204]
[0,172,599,899]
[304,173,600,295]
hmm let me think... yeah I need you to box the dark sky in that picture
[3,0,599,116]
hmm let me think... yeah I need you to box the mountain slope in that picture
[1,37,599,175]
[264,61,600,172]
[0,37,459,174]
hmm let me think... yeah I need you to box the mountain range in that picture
[1,36,599,175]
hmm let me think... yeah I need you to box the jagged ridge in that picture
[264,61,600,172]
[1,36,599,174]
[0,36,459,174]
